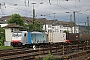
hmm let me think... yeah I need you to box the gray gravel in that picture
[70,53,90,60]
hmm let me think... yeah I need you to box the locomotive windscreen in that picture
[12,32,22,37]
[12,32,22,42]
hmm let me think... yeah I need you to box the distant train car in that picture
[48,32,66,43]
[79,33,90,42]
[66,33,80,43]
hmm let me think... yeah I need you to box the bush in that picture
[43,53,57,60]
[0,42,3,46]
[0,46,13,50]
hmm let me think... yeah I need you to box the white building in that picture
[43,24,79,33]
[0,24,8,27]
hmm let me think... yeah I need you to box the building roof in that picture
[0,16,11,24]
[0,16,76,26]
[3,24,23,28]
[0,24,8,27]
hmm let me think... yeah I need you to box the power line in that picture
[0,0,90,19]
[42,0,89,16]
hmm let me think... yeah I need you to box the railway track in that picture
[0,42,90,60]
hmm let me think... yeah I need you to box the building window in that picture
[52,27,54,29]
[48,25,52,28]
[60,30,61,33]
[48,30,52,32]
[11,29,13,32]
[60,26,61,28]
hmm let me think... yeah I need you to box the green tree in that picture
[0,26,5,46]
[7,14,24,26]
[34,21,43,31]
[7,14,43,31]
[63,30,69,33]
[26,21,43,31]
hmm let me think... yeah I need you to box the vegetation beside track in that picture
[0,46,13,50]
[43,53,57,60]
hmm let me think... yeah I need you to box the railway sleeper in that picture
[1,53,35,60]
[43,51,49,54]
[22,57,35,60]
[16,54,35,60]
[64,50,88,59]
[0,53,12,57]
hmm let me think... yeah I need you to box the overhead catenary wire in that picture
[1,0,89,16]
[44,0,89,16]
[0,0,90,20]
[7,6,32,12]
[38,0,90,23]
[27,0,90,21]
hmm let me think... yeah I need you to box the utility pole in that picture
[85,22,86,29]
[31,3,43,31]
[0,3,1,9]
[44,16,46,32]
[32,3,36,31]
[70,14,73,33]
[53,13,56,25]
[65,12,73,33]
[40,14,46,32]
[87,16,90,33]
[73,11,76,33]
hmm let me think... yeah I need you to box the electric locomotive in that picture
[11,31,48,47]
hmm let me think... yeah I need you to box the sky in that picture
[0,0,90,25]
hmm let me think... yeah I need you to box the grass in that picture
[0,46,13,50]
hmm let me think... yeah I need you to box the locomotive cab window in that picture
[12,33,17,37]
[12,32,22,37]
[18,33,22,37]
[24,33,26,37]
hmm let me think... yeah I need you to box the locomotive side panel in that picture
[31,32,48,44]
[27,32,32,44]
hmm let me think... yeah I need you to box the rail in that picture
[0,42,90,60]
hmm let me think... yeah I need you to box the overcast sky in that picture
[0,0,90,25]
